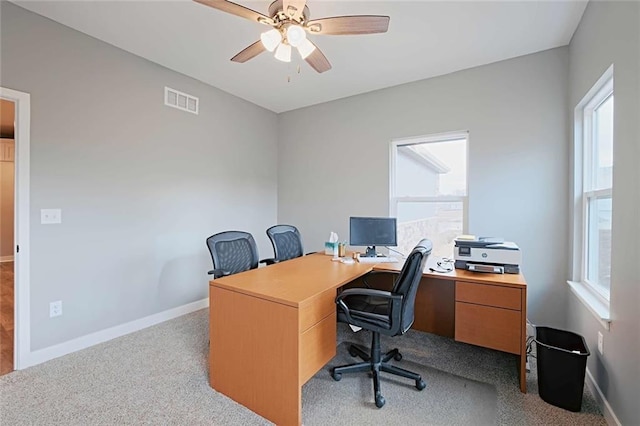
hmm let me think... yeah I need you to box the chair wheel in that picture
[375,393,386,408]
[331,369,342,381]
[394,352,403,361]
[416,378,426,390]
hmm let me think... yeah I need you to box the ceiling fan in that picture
[193,0,390,73]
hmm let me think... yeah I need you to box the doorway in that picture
[0,99,15,374]
[0,98,15,375]
[0,87,30,372]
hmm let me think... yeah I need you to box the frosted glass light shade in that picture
[260,29,282,52]
[296,38,316,59]
[274,43,292,62]
[286,25,306,47]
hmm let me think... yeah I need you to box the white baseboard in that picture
[0,255,14,262]
[585,367,621,426]
[22,298,209,369]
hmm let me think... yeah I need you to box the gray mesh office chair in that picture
[206,231,260,278]
[265,224,305,263]
[331,239,433,408]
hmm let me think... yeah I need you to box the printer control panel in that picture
[458,246,471,256]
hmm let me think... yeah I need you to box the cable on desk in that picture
[384,246,406,259]
[429,257,454,273]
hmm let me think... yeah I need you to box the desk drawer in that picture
[456,281,521,311]
[455,302,521,354]
[299,288,336,333]
[299,312,336,385]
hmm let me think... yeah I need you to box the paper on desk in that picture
[349,324,362,332]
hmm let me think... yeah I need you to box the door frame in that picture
[0,87,31,370]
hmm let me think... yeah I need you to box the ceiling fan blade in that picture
[230,40,266,63]
[283,0,307,21]
[306,16,390,35]
[193,0,274,25]
[304,42,331,73]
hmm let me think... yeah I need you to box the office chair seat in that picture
[332,239,432,408]
[337,295,392,329]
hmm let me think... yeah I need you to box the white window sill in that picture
[567,281,611,330]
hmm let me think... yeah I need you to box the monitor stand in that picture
[364,246,378,257]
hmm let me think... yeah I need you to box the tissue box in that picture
[324,242,338,256]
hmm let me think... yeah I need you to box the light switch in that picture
[41,209,62,224]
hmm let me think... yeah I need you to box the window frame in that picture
[571,65,613,320]
[389,130,469,256]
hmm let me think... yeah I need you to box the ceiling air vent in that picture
[164,87,198,115]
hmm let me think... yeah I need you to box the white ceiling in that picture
[13,0,587,113]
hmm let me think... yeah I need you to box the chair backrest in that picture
[392,239,433,334]
[266,224,304,262]
[206,231,259,275]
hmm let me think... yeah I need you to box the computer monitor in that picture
[349,216,397,257]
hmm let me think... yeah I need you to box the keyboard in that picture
[357,256,399,263]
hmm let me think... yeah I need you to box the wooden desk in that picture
[209,254,527,425]
[209,254,372,426]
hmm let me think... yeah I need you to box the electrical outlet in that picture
[50,300,62,318]
[597,331,604,355]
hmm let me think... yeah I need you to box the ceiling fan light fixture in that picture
[274,42,292,62]
[296,38,316,59]
[260,29,282,52]
[286,24,307,47]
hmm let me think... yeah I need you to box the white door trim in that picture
[0,87,31,370]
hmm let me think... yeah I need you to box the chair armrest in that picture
[208,269,231,279]
[259,258,277,265]
[336,288,403,333]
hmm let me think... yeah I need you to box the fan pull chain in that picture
[286,62,303,83]
[286,64,300,83]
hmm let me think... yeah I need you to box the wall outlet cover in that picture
[50,300,62,317]
[597,331,604,355]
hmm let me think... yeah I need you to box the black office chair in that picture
[331,239,433,408]
[264,224,306,263]
[206,231,261,278]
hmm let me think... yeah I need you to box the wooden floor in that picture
[0,261,14,376]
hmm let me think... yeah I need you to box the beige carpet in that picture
[0,309,606,425]
[303,342,496,425]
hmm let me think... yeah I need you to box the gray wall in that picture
[0,3,278,351]
[567,1,640,424]
[278,48,569,326]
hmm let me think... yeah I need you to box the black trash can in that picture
[535,326,590,412]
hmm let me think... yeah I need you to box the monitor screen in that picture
[349,217,397,248]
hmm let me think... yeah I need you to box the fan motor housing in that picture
[268,0,310,23]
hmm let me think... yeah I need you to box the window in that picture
[390,131,468,258]
[573,67,613,304]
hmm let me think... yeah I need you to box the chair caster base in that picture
[375,392,385,408]
[331,369,342,381]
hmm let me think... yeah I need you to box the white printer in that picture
[453,236,521,274]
